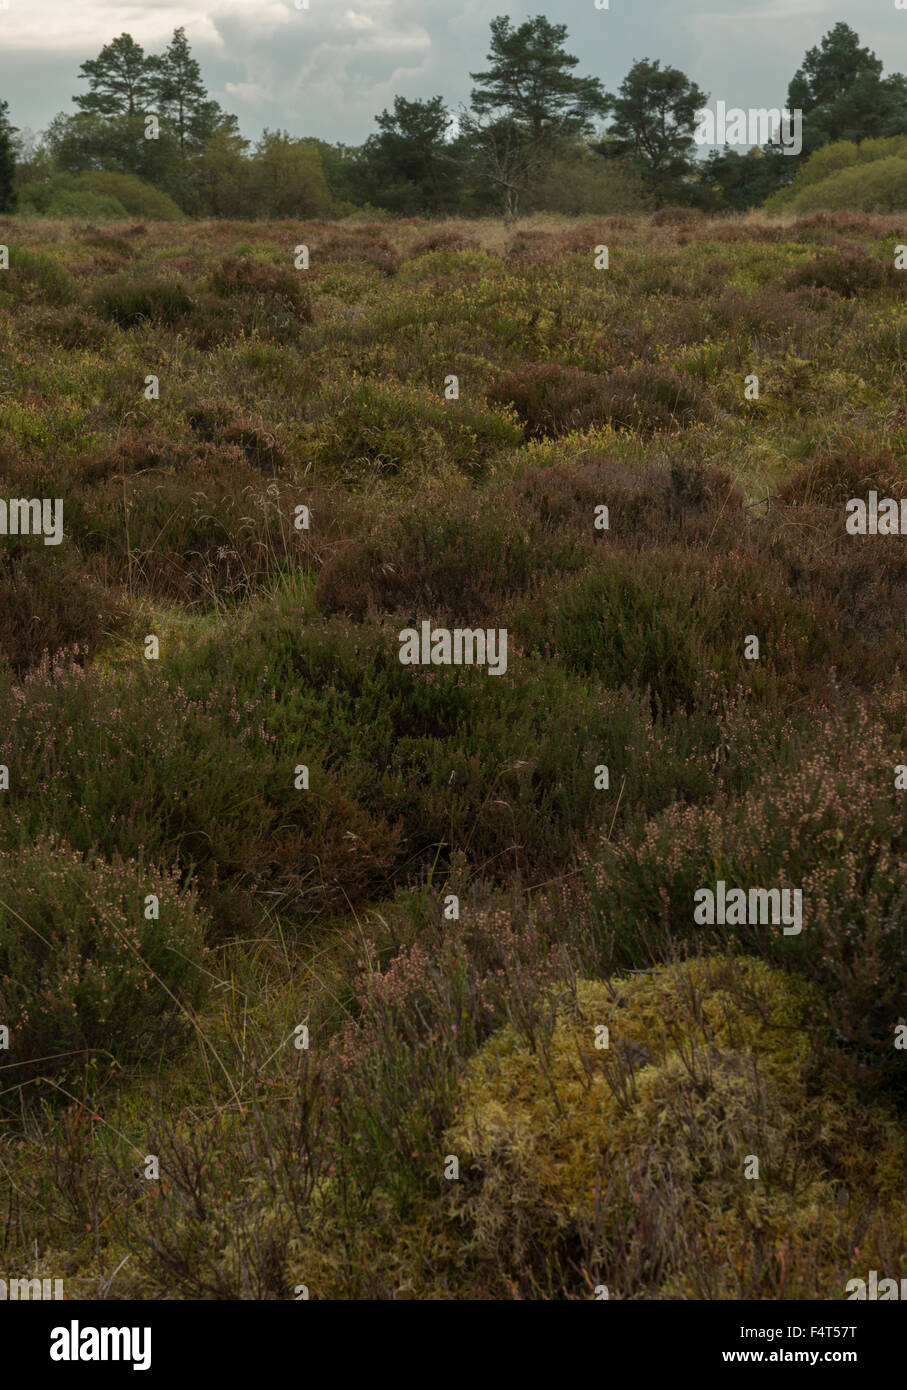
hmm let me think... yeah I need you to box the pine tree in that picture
[150,27,223,154]
[73,33,155,117]
[0,100,17,213]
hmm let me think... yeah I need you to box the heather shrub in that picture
[91,276,195,328]
[318,232,401,274]
[582,696,907,1075]
[0,247,73,306]
[0,648,402,928]
[27,305,111,350]
[786,249,892,296]
[0,836,209,1084]
[651,205,705,226]
[186,400,288,470]
[408,230,479,255]
[776,447,905,506]
[0,545,125,672]
[488,363,711,438]
[316,490,588,622]
[209,254,312,319]
[510,547,832,715]
[313,380,521,483]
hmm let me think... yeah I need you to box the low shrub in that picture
[91,276,195,328]
[0,836,209,1084]
[488,362,711,437]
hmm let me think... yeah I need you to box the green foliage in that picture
[0,836,209,1080]
[604,58,708,207]
[0,99,17,213]
[358,96,461,215]
[73,32,155,117]
[787,22,907,158]
[90,275,195,326]
[782,155,907,214]
[81,170,184,219]
[16,173,128,220]
[766,136,907,213]
[46,113,188,206]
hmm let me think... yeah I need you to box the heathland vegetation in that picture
[0,205,905,1297]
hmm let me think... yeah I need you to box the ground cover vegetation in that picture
[0,203,905,1298]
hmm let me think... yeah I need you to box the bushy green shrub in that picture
[17,173,128,221]
[0,246,73,305]
[81,171,183,221]
[90,275,195,327]
[0,836,209,1081]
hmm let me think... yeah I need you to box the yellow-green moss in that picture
[444,956,907,1297]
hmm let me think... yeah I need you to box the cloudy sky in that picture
[0,0,904,146]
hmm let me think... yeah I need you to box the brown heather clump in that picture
[186,400,288,470]
[209,254,310,311]
[0,551,125,672]
[651,204,705,226]
[786,248,896,296]
[775,447,905,506]
[488,362,712,437]
[317,230,402,274]
[408,229,480,256]
[790,209,907,239]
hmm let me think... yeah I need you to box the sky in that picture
[0,0,905,147]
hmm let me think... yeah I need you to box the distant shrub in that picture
[786,249,892,296]
[783,156,907,215]
[651,205,704,226]
[408,229,479,256]
[0,836,209,1084]
[91,276,195,327]
[790,210,894,237]
[318,232,401,274]
[81,171,183,221]
[18,183,129,221]
[488,362,711,437]
[209,255,311,314]
[83,232,138,260]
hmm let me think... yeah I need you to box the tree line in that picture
[0,17,904,219]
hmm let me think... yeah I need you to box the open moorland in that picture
[1,209,906,1299]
